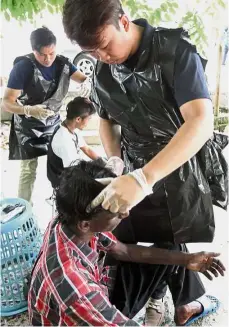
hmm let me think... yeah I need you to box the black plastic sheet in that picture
[198,132,228,210]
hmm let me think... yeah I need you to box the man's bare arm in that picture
[1,88,24,114]
[110,241,188,266]
[70,70,87,83]
[99,118,121,158]
[81,145,100,160]
[109,241,225,280]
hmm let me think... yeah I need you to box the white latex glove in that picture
[105,156,124,176]
[75,77,91,98]
[91,177,129,219]
[89,168,153,214]
[24,105,55,120]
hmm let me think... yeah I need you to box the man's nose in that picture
[44,55,51,62]
[95,49,110,62]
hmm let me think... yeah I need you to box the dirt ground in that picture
[1,291,228,326]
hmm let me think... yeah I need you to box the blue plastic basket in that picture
[0,198,43,317]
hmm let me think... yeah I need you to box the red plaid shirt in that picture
[28,218,140,326]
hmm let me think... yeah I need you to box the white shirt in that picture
[51,125,87,168]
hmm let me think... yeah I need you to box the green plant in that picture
[1,0,64,22]
[122,0,179,26]
[1,0,227,55]
[122,0,227,56]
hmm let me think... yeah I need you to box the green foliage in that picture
[214,115,229,132]
[122,0,227,56]
[122,0,178,26]
[0,0,227,55]
[0,0,64,22]
[178,11,208,56]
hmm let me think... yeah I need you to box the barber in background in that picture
[2,27,91,203]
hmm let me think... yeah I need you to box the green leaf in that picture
[155,9,161,21]
[28,11,33,20]
[148,13,155,25]
[170,7,176,15]
[172,2,179,9]
[218,0,226,9]
[161,3,168,11]
[47,4,54,14]
[1,0,7,10]
[4,11,11,21]
[165,13,171,21]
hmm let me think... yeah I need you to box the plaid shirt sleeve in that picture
[65,290,141,326]
[97,232,117,252]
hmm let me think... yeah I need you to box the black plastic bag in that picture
[198,132,228,210]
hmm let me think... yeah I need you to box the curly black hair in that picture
[55,159,116,224]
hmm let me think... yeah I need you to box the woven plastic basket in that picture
[1,198,43,317]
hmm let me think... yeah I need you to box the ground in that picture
[0,126,228,326]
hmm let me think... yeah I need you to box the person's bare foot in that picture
[174,301,203,325]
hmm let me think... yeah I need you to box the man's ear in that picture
[75,117,81,123]
[77,220,91,233]
[120,14,130,32]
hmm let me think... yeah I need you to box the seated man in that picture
[28,160,225,326]
[47,97,101,188]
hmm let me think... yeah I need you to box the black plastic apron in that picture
[92,26,228,244]
[9,54,71,160]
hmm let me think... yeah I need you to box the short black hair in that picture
[55,160,116,224]
[66,97,96,120]
[63,0,124,48]
[30,26,56,52]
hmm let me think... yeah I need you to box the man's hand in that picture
[75,77,91,98]
[90,174,147,214]
[105,156,125,176]
[24,105,55,119]
[187,252,226,280]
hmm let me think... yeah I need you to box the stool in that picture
[0,198,43,317]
